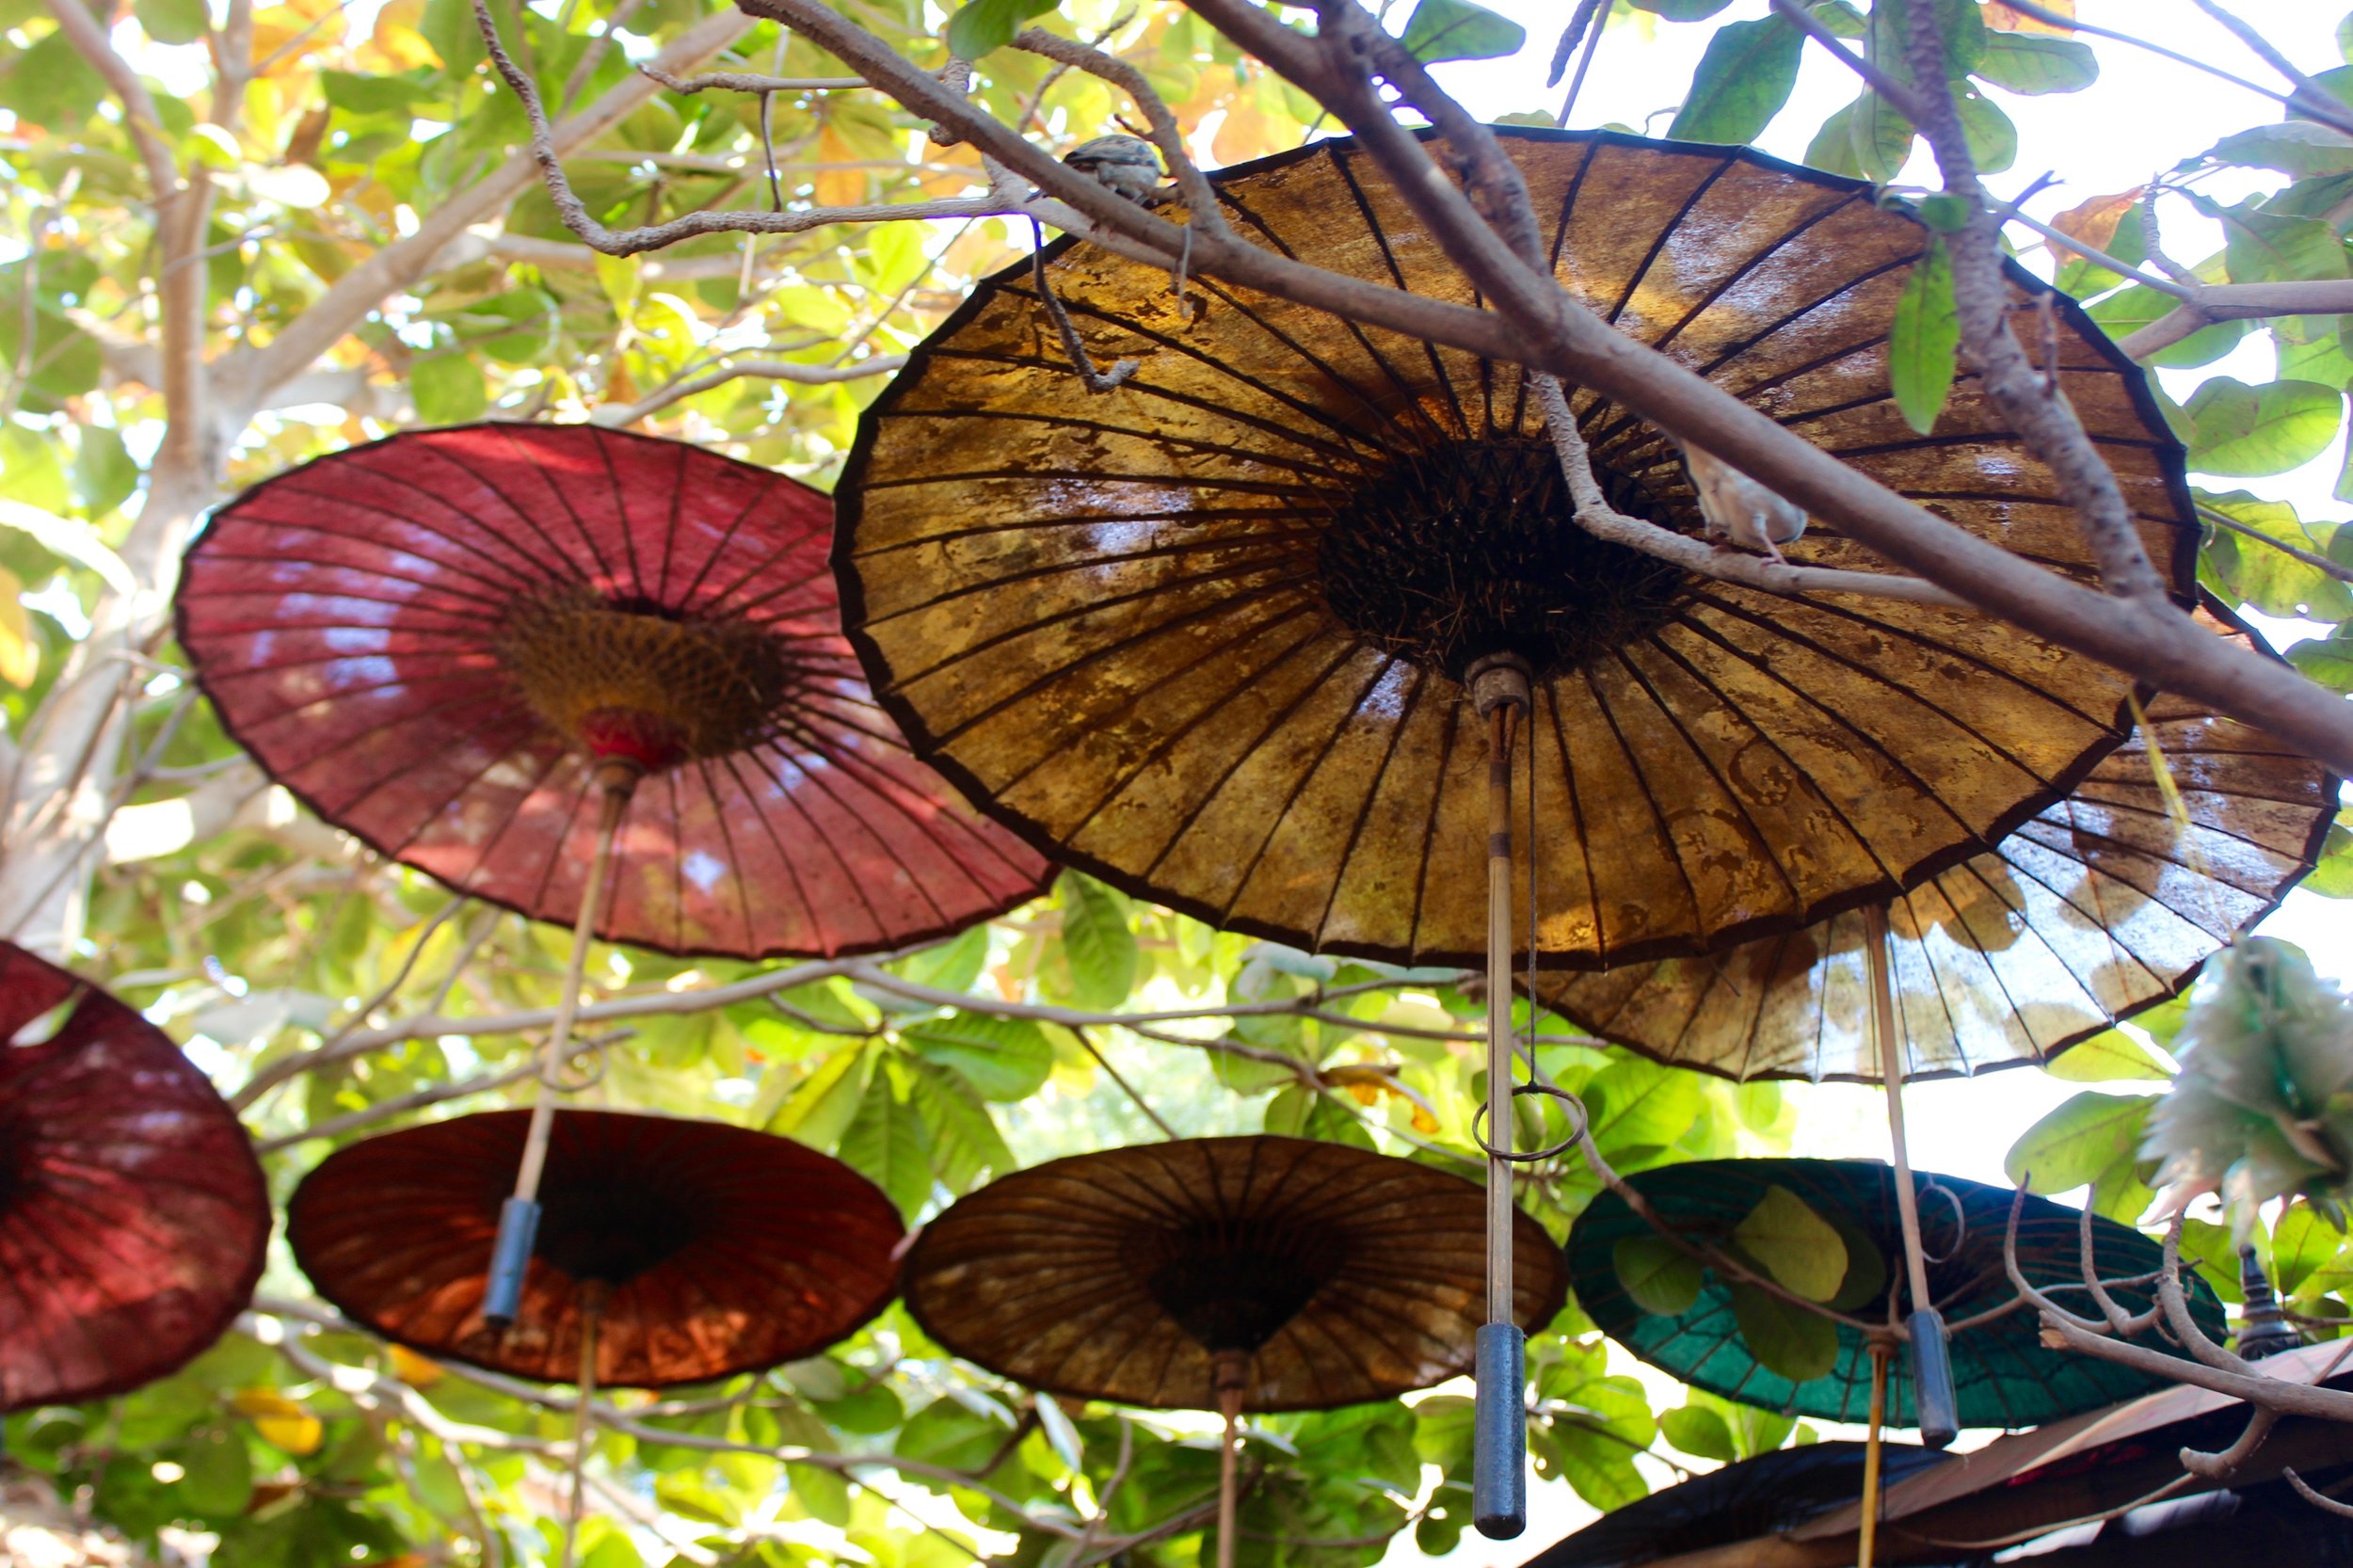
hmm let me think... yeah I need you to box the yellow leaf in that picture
[2047,187,2145,264]
[250,0,346,70]
[1984,0,2073,33]
[232,1389,324,1454]
[359,0,438,72]
[0,567,36,688]
[1348,1081,1380,1106]
[1411,1106,1439,1134]
[812,126,866,212]
[388,1345,444,1387]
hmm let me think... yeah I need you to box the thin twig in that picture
[2199,503,2353,588]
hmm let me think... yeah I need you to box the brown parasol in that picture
[178,422,1051,1333]
[288,1108,902,1564]
[1527,602,2337,1086]
[901,1135,1567,1568]
[832,128,2201,1533]
[0,941,269,1414]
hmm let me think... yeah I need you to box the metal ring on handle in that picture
[1915,1176,1967,1264]
[1472,1081,1589,1164]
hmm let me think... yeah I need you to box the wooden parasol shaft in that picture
[488,767,636,1326]
[1484,701,1518,1324]
[561,1287,605,1568]
[1215,1352,1247,1568]
[1468,656,1531,1540]
[1857,1341,1891,1568]
[1865,904,1934,1322]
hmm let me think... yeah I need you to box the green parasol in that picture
[1568,1159,2225,1431]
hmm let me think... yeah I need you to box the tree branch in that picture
[232,4,758,410]
[589,352,907,424]
[2121,280,2353,360]
[1902,6,2171,604]
[1530,375,1966,606]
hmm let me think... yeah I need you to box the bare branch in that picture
[2199,502,2353,587]
[2121,280,2353,360]
[2180,1406,2279,1480]
[1903,10,2171,605]
[1009,28,1221,226]
[1994,0,2353,136]
[1531,376,1966,607]
[1767,0,1931,121]
[2187,0,2353,138]
[2286,1468,2353,1518]
[590,352,907,424]
[642,65,865,92]
[233,4,758,408]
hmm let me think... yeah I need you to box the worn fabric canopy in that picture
[286,1110,902,1388]
[1567,1159,2224,1431]
[833,128,2199,970]
[1529,602,2338,1081]
[178,422,1051,960]
[901,1135,1567,1412]
[0,942,269,1412]
[1518,1440,1947,1568]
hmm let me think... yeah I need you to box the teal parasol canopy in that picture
[1568,1159,2226,1430]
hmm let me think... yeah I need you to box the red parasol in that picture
[286,1109,902,1387]
[179,421,1052,1335]
[0,941,269,1413]
[176,421,1050,962]
[289,1108,904,1567]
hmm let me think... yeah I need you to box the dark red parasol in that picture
[0,941,269,1413]
[176,421,1052,962]
[285,1109,903,1388]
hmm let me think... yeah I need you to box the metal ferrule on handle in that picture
[1906,1306,1958,1449]
[1473,1322,1528,1538]
[484,1194,541,1327]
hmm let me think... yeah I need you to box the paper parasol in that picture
[1566,1159,2224,1431]
[1528,601,2337,1084]
[831,126,2199,1535]
[178,421,1052,962]
[286,1108,902,1388]
[0,941,269,1412]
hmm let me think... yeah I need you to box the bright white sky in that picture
[1379,6,2353,1563]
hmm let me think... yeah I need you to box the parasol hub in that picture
[1465,652,1532,720]
[498,586,793,773]
[1316,436,1691,681]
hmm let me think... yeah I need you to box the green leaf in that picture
[1613,1235,1703,1316]
[1806,93,1914,182]
[1397,0,1524,63]
[1659,1404,1737,1462]
[904,1060,1013,1192]
[410,353,488,425]
[2215,204,2352,285]
[2045,1030,2172,1081]
[0,425,71,514]
[1889,237,1960,435]
[2184,378,2345,477]
[2342,12,2353,63]
[134,0,207,45]
[839,1074,931,1218]
[320,71,441,119]
[1056,872,1137,1010]
[1953,87,2017,175]
[945,0,1057,59]
[2296,629,2353,694]
[1973,31,2097,94]
[2198,488,2353,619]
[1630,0,1734,18]
[1547,1424,1647,1512]
[1585,1058,1705,1156]
[764,1044,872,1145]
[1820,1208,1889,1313]
[2211,123,2353,179]
[2309,815,2353,898]
[1666,17,1801,145]
[1727,1283,1839,1382]
[904,1012,1051,1101]
[70,427,137,520]
[1734,1185,1849,1302]
[2274,1202,2341,1295]
[2004,1090,2152,1193]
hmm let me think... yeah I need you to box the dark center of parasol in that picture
[1129,1218,1349,1355]
[1315,436,1693,681]
[530,1161,706,1286]
[497,585,795,773]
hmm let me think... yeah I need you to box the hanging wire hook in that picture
[1915,1176,1968,1265]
